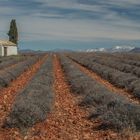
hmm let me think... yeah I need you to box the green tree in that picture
[7,19,18,44]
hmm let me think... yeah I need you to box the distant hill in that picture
[108,46,135,52]
[19,49,73,53]
[130,47,140,53]
[50,48,73,52]
[19,49,45,54]
[19,46,140,54]
[85,46,140,53]
[19,49,35,53]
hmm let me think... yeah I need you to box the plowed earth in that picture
[0,55,139,140]
[23,55,117,140]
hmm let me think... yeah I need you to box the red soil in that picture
[24,55,117,140]
[0,55,139,140]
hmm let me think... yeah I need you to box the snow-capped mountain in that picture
[109,45,135,52]
[86,48,106,52]
[130,47,140,53]
[85,45,137,53]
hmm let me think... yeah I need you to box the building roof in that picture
[0,40,16,46]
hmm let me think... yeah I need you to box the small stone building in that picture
[0,40,18,56]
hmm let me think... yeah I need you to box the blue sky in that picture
[0,0,140,50]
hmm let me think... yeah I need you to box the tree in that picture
[7,19,18,44]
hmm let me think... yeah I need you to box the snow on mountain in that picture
[85,45,136,53]
[111,45,135,52]
[86,48,106,52]
[130,47,140,53]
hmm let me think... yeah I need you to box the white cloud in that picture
[17,17,140,42]
[0,0,140,43]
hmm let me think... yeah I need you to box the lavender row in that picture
[4,55,54,130]
[68,54,140,98]
[0,55,42,89]
[73,53,140,77]
[91,52,140,67]
[60,55,140,132]
[0,55,27,70]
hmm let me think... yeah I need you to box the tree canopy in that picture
[7,19,18,44]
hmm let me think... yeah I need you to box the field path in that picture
[26,55,117,140]
[0,55,47,139]
[44,55,95,139]
[70,58,140,105]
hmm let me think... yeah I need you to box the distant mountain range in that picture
[130,47,140,53]
[19,49,36,53]
[19,46,140,53]
[86,46,140,53]
[50,48,73,52]
[19,48,73,53]
[19,49,45,54]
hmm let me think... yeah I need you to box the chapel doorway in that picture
[4,47,7,56]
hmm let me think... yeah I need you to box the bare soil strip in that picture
[71,59,140,104]
[0,55,47,139]
[24,55,117,140]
